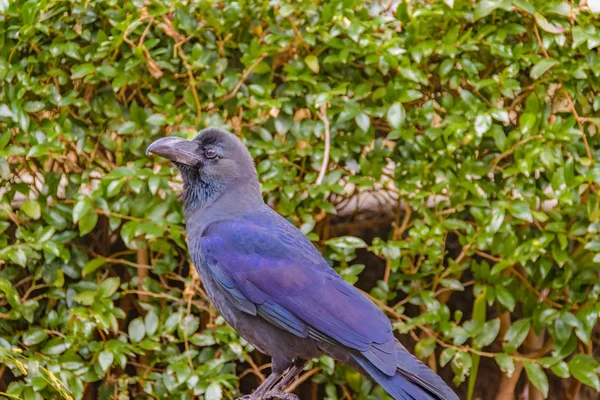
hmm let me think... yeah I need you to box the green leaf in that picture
[474,0,511,21]
[495,353,515,377]
[73,291,96,306]
[554,314,573,343]
[503,318,531,353]
[513,0,536,14]
[583,240,600,252]
[82,258,106,277]
[21,200,41,220]
[474,114,492,136]
[493,126,507,151]
[490,108,509,124]
[37,226,56,242]
[178,315,199,337]
[534,13,564,34]
[355,113,370,132]
[7,248,27,268]
[488,206,505,233]
[305,55,320,73]
[524,362,549,398]
[79,211,98,236]
[106,178,126,197]
[519,113,536,135]
[568,355,600,391]
[24,101,45,113]
[145,309,159,336]
[387,103,406,129]
[23,329,48,346]
[146,114,166,126]
[73,199,92,223]
[41,338,71,356]
[451,351,472,385]
[495,286,515,311]
[98,350,114,373]
[530,59,558,79]
[508,201,533,222]
[71,63,96,79]
[551,360,570,378]
[206,382,222,400]
[441,279,464,291]
[415,337,436,358]
[0,104,12,118]
[98,277,120,298]
[440,348,456,367]
[129,317,146,343]
[326,236,368,249]
[21,1,36,25]
[118,121,137,135]
[473,318,500,348]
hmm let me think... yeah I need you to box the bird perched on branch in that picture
[147,128,458,400]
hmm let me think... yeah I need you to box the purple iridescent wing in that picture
[199,208,398,376]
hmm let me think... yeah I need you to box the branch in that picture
[315,104,331,185]
[286,367,319,393]
[533,23,592,164]
[221,53,268,102]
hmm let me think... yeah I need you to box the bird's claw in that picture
[236,391,299,400]
[262,391,300,400]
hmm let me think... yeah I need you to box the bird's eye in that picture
[205,149,217,159]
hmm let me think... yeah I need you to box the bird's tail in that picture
[352,341,459,400]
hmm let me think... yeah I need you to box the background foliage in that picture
[1,0,600,399]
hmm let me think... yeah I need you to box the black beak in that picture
[147,136,202,166]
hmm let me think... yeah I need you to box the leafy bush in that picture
[1,0,599,399]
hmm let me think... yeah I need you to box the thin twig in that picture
[562,86,593,164]
[244,354,266,382]
[533,23,592,164]
[221,53,268,102]
[315,104,331,185]
[393,200,412,239]
[157,17,201,123]
[183,286,194,369]
[285,367,319,393]
[490,134,543,171]
[122,290,209,311]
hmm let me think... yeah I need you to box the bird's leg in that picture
[271,359,308,392]
[236,372,282,400]
[251,372,284,397]
[237,358,301,400]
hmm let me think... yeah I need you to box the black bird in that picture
[147,128,458,400]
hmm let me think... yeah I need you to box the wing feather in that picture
[199,212,397,376]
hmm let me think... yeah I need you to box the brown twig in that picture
[490,134,543,171]
[156,17,201,123]
[221,53,268,102]
[533,23,592,164]
[243,354,266,382]
[315,104,331,185]
[285,367,319,393]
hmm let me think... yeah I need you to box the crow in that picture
[147,128,458,400]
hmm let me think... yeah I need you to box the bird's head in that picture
[147,128,260,210]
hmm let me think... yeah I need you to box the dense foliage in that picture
[1,0,600,399]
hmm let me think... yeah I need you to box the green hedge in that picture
[1,0,600,399]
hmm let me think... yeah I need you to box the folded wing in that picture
[200,213,398,376]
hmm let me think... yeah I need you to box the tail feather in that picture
[352,354,434,400]
[352,341,459,400]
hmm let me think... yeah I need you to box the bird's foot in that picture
[236,391,299,400]
[261,391,300,400]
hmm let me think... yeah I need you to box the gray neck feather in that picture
[181,168,263,222]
